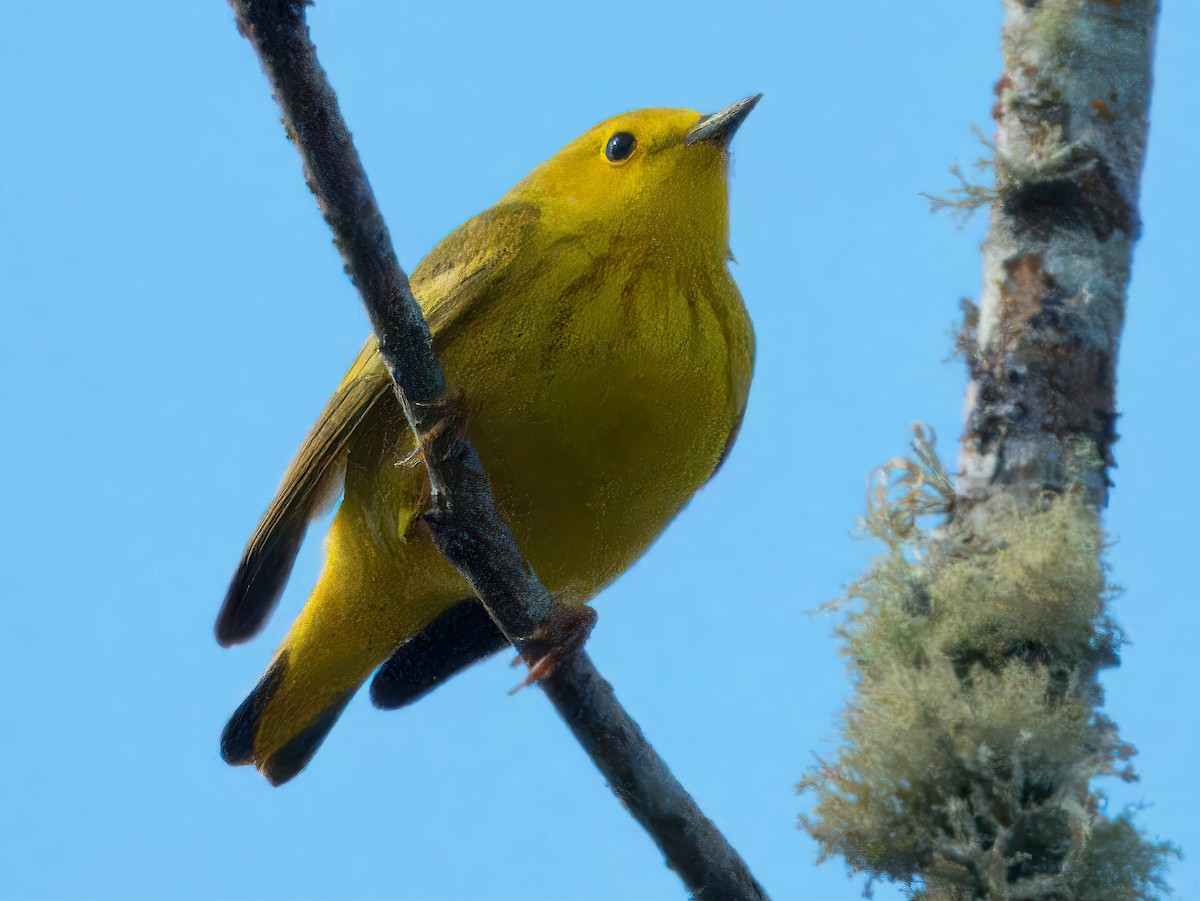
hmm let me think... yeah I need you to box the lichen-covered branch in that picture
[801,433,1175,900]
[225,1,766,897]
[959,0,1158,515]
[802,2,1175,899]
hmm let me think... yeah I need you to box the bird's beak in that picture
[684,94,762,146]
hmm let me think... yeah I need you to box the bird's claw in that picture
[398,386,468,502]
[414,385,468,461]
[509,605,598,694]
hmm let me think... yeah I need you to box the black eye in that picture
[605,132,637,163]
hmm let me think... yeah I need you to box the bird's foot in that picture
[397,386,468,500]
[509,604,598,694]
[414,385,468,459]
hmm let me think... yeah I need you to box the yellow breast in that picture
[437,233,753,602]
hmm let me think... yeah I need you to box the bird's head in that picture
[508,96,761,254]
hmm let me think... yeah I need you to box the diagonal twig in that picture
[225,2,767,897]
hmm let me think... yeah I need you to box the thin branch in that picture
[225,1,767,897]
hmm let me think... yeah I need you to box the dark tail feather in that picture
[370,598,509,710]
[215,527,305,648]
[220,654,287,767]
[221,651,354,786]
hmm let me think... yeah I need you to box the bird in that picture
[216,96,760,785]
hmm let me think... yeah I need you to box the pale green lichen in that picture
[800,429,1177,900]
[921,128,998,224]
[921,161,999,223]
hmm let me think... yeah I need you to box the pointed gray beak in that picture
[684,94,762,146]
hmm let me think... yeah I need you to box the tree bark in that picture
[225,2,767,898]
[959,0,1158,517]
[801,4,1171,900]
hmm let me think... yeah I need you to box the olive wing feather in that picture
[216,341,392,646]
[215,201,541,646]
[416,200,541,339]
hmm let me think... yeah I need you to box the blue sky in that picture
[1,2,1196,899]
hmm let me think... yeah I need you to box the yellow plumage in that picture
[218,101,757,784]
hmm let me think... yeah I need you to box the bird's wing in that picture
[369,597,510,710]
[413,200,542,339]
[216,340,392,646]
[216,201,541,647]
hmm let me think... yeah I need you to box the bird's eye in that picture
[605,132,637,163]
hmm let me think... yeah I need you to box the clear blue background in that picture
[1,2,1195,899]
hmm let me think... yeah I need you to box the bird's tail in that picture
[220,507,472,785]
[220,648,359,786]
[221,595,513,785]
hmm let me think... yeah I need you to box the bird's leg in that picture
[397,385,468,501]
[509,604,598,693]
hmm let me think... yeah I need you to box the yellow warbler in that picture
[217,97,759,785]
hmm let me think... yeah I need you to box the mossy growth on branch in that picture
[920,127,998,224]
[800,427,1177,900]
